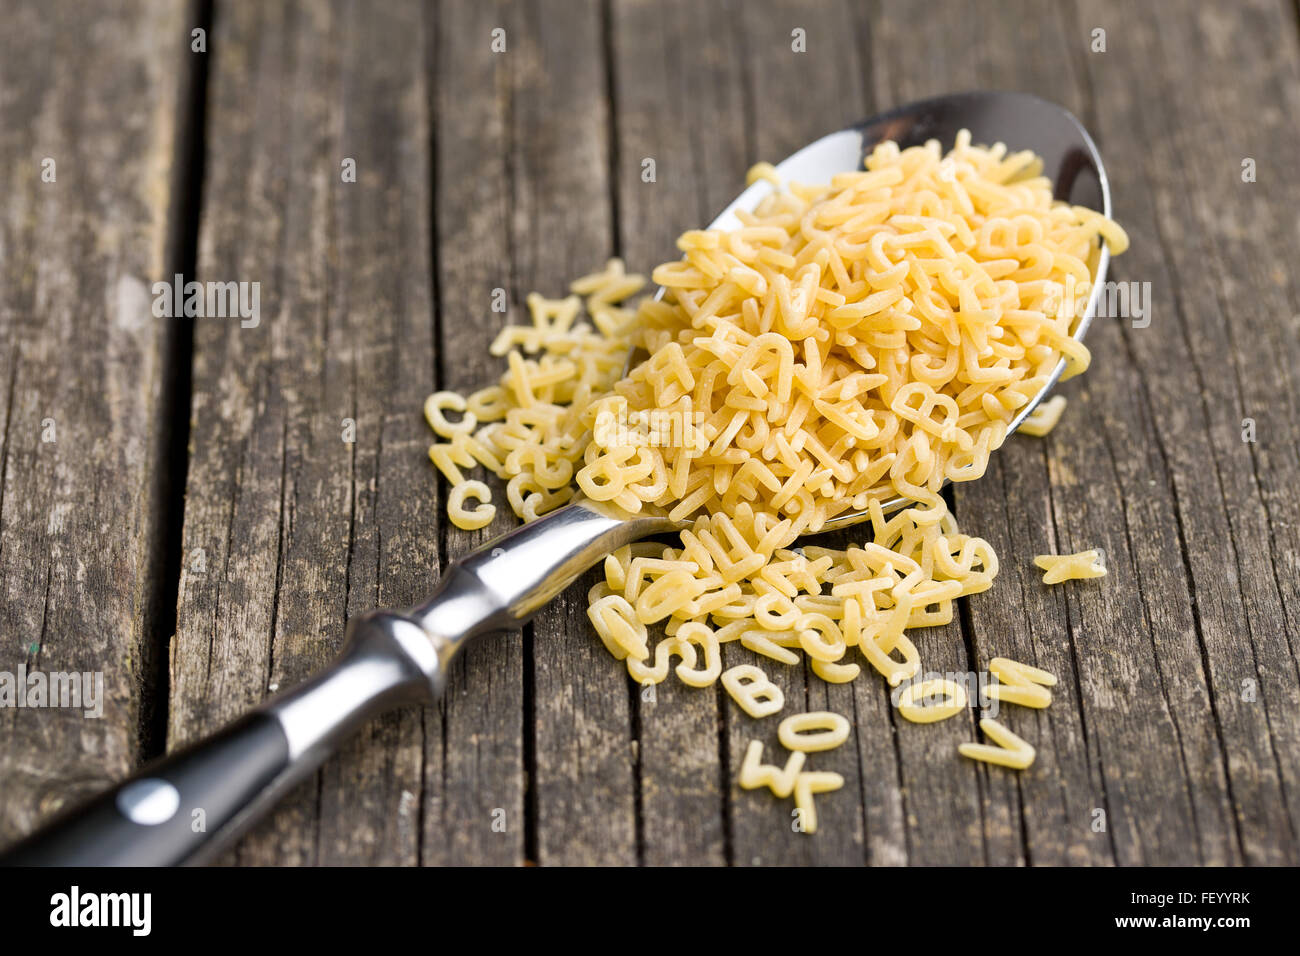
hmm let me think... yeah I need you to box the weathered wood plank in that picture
[502,0,634,866]
[865,0,1300,865]
[44,0,1289,868]
[192,0,1297,866]
[607,0,905,867]
[1064,0,1300,863]
[423,0,527,867]
[723,0,892,867]
[609,0,752,867]
[872,0,1119,867]
[0,0,189,845]
[171,0,436,865]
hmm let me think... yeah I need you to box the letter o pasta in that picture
[778,712,851,753]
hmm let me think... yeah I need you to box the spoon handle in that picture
[0,609,439,866]
[0,501,672,866]
[413,500,677,649]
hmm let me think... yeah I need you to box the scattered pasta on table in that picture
[423,130,1127,832]
[958,718,1037,770]
[1034,549,1107,584]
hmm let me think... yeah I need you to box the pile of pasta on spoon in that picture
[425,131,1127,825]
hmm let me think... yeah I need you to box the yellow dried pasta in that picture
[958,717,1037,770]
[738,740,806,798]
[793,771,844,834]
[897,678,968,724]
[1018,395,1067,437]
[446,480,495,531]
[577,132,1126,536]
[778,711,851,753]
[1033,549,1106,584]
[421,130,1127,827]
[745,161,781,186]
[721,664,784,718]
[987,656,1056,709]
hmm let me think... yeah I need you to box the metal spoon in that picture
[1,91,1112,866]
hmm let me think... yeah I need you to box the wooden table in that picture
[2,0,1298,866]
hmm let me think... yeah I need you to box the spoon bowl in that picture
[669,90,1112,528]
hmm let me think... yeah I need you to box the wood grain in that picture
[422,0,528,868]
[170,0,436,865]
[724,0,887,867]
[2,0,1298,867]
[609,0,750,867]
[1067,0,1300,863]
[0,0,190,844]
[874,0,1131,868]
[503,0,635,867]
